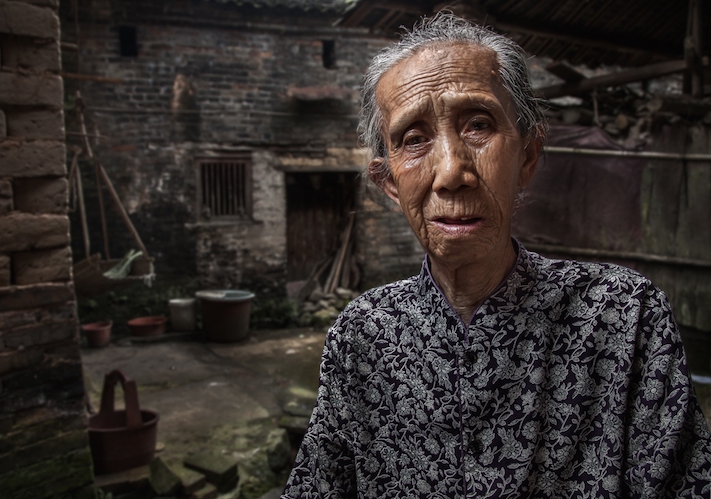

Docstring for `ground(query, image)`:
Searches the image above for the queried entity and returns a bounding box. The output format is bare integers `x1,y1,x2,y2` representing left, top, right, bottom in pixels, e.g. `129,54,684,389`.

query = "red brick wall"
0,1,95,497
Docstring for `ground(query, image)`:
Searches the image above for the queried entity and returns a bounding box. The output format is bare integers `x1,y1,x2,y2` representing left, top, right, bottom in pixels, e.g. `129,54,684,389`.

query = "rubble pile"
298,286,360,327
546,87,711,150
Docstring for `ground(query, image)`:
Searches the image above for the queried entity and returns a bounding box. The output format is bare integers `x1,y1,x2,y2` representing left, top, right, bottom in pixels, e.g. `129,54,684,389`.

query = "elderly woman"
282,14,711,498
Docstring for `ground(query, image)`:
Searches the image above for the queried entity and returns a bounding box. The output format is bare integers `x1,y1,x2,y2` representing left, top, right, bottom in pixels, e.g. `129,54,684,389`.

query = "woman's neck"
429,241,517,323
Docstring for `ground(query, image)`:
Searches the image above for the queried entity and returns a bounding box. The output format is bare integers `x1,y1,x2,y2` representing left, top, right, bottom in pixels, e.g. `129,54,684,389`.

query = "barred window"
196,156,251,219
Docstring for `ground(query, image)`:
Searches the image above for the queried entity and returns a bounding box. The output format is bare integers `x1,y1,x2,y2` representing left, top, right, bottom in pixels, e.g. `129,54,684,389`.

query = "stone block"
2,410,86,454
173,465,206,494
93,464,151,496
0,212,69,252
0,429,89,471
0,178,12,214
0,281,74,312
0,253,9,286
191,482,218,499
0,36,60,72
13,177,67,214
149,457,182,496
0,140,65,177
0,347,44,375
0,302,74,329
6,108,64,140
2,318,76,348
183,453,239,493
13,247,72,284
0,72,62,107
0,447,94,499
265,428,290,472
0,1,59,39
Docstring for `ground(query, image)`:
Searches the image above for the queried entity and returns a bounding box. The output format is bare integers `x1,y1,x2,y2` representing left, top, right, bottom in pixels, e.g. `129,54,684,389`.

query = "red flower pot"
82,321,113,348
127,316,167,337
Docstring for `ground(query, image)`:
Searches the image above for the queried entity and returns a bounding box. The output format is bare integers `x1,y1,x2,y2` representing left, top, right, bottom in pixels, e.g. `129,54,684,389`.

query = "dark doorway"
286,172,358,282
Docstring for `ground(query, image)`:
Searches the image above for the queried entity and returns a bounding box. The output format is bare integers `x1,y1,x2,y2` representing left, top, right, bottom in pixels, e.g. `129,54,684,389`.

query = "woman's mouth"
436,217,480,225
431,216,483,235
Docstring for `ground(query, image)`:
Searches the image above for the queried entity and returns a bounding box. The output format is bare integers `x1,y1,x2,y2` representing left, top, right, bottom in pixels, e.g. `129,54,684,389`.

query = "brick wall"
59,0,424,294
0,1,95,497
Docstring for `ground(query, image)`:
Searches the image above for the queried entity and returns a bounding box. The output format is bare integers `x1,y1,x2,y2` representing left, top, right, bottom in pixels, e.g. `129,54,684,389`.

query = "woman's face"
371,43,539,270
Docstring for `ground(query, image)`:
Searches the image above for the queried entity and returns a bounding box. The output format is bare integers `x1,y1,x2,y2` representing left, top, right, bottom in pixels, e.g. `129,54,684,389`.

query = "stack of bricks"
0,1,95,498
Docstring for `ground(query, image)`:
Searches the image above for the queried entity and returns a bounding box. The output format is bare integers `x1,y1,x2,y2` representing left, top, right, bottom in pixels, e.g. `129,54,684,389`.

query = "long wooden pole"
74,90,150,258
74,160,91,259
75,91,111,259
327,213,355,294
96,163,149,257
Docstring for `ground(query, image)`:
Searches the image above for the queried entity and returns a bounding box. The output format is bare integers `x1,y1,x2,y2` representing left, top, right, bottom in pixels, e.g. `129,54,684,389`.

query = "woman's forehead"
375,43,516,128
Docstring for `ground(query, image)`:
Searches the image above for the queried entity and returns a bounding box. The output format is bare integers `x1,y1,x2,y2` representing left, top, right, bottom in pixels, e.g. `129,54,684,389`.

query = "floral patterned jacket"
283,244,711,498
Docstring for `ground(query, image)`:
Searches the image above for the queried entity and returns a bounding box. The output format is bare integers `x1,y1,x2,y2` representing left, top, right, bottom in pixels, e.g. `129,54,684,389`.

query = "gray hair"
359,13,547,180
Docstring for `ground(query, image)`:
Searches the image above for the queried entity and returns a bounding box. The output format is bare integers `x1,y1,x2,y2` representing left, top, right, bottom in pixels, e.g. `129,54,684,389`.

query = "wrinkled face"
371,43,539,269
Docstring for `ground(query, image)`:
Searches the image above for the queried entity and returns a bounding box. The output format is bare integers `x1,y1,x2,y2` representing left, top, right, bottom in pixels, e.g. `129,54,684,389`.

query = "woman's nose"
431,134,478,192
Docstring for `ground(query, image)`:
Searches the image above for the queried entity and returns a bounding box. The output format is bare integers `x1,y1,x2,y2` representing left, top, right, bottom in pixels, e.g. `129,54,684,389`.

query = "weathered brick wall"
59,0,416,293
0,0,95,497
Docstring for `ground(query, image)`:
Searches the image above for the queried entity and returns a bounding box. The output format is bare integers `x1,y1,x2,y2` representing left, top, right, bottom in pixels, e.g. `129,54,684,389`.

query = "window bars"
196,156,251,219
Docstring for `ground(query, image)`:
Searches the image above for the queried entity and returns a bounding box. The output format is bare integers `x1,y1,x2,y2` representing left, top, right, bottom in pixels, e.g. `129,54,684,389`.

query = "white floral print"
282,243,711,498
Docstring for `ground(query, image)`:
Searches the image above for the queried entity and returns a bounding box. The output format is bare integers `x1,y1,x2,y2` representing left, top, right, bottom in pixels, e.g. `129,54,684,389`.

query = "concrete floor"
80,327,327,497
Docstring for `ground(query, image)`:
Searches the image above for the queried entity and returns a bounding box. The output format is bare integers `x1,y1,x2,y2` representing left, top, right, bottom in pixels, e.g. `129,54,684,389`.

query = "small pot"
82,321,113,348
127,316,167,337
169,298,196,332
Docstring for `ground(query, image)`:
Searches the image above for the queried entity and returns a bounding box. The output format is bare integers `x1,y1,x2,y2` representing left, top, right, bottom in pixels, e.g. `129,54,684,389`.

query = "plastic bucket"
196,290,254,342
169,298,196,331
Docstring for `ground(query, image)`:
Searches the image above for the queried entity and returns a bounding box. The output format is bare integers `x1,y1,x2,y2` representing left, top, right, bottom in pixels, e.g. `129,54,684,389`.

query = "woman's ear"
518,139,541,188
368,158,401,208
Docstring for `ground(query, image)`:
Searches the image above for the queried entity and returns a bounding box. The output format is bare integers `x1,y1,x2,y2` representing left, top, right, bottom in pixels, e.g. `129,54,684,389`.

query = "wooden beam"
684,0,704,97
495,20,677,61
546,61,586,83
337,0,430,28
536,59,689,99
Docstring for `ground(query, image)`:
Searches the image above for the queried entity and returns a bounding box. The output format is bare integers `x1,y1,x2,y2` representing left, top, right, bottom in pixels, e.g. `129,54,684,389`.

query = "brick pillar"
0,1,95,498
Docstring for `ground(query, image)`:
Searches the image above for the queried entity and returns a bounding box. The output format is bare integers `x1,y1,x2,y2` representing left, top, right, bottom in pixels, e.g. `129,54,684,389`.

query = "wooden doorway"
286,172,358,282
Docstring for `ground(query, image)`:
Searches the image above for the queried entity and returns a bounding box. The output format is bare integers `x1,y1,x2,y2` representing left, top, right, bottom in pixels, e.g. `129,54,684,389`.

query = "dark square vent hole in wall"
119,26,138,57
322,40,336,69
197,157,251,219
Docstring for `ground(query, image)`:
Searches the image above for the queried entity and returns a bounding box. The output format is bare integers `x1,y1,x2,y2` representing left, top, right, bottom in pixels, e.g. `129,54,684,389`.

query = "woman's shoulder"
527,249,653,290
340,274,421,314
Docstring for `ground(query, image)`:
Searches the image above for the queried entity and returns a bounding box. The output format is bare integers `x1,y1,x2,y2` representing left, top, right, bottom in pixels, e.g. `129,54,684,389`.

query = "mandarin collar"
417,239,539,324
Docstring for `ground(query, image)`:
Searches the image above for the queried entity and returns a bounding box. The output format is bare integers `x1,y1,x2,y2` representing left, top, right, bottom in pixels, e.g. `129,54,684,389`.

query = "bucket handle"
99,369,143,430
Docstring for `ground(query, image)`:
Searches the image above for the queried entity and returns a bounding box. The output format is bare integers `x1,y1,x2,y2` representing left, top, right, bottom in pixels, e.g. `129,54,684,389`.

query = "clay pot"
127,316,167,337
82,321,113,348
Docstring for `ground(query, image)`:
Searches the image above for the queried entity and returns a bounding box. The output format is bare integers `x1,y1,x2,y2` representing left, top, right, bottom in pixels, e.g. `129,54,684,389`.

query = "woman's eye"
467,120,490,132
404,135,427,146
